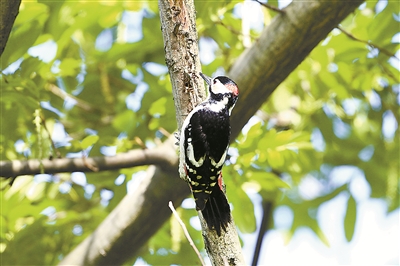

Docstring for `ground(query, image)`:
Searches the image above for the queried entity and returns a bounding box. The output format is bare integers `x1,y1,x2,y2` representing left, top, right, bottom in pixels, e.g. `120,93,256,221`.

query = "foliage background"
0,0,399,265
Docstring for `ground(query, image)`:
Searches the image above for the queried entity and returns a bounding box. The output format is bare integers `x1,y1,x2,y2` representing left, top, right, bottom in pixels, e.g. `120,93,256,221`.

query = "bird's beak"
199,72,212,86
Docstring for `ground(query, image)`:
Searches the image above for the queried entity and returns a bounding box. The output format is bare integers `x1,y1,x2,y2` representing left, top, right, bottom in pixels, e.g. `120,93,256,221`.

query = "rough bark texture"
200,212,245,266
159,0,244,265
15,0,363,264
0,0,21,57
159,0,205,128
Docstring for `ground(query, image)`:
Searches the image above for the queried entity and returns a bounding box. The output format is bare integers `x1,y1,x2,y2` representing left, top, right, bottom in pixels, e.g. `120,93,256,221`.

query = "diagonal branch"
46,83,99,112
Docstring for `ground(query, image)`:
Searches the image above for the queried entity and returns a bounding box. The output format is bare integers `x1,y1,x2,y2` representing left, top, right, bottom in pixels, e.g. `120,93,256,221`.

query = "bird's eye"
213,79,217,84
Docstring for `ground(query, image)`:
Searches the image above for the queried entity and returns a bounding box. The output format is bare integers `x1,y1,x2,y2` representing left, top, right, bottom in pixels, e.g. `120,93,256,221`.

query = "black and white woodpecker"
178,72,239,236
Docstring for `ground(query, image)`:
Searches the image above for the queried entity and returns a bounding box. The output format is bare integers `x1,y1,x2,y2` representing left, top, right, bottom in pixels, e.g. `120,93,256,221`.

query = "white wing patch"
210,149,228,168
186,142,205,167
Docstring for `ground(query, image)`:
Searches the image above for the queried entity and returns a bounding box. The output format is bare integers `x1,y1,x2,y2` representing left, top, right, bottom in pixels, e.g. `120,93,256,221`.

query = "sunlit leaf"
80,135,100,150
4,176,33,200
149,97,167,116
267,149,284,168
59,58,81,77
344,194,357,242
230,188,256,233
112,110,136,132
26,182,46,202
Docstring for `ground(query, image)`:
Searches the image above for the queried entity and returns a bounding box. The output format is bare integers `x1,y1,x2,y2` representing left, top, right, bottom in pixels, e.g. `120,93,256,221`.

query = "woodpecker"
178,72,239,236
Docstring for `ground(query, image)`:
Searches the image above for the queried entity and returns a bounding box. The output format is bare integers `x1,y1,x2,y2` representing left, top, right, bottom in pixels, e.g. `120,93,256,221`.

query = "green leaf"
344,194,357,242
1,20,44,66
112,110,136,133
4,176,33,200
148,97,167,116
230,188,256,233
148,117,159,130
58,58,82,77
26,182,46,203
368,1,399,45
240,152,256,167
0,91,38,109
249,171,290,191
81,135,99,150
267,149,284,168
247,121,263,139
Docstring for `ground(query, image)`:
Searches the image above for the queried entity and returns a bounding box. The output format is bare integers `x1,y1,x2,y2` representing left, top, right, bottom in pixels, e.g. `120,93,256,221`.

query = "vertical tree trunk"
158,0,245,265
159,0,205,128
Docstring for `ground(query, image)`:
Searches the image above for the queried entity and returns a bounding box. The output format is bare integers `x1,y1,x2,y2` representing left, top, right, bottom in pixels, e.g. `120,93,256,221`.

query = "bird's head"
199,72,239,100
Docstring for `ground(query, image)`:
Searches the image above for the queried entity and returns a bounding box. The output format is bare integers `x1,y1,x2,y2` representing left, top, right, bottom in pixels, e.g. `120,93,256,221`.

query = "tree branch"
0,0,21,56
58,0,364,264
0,138,177,178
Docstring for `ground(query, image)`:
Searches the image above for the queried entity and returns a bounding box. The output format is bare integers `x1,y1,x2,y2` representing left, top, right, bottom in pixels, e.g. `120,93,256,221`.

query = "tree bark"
53,0,364,264
158,0,245,264
0,0,21,56
158,0,205,128
0,142,176,177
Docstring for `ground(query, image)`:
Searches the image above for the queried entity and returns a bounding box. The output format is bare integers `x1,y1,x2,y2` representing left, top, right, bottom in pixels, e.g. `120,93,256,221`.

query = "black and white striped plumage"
178,72,239,236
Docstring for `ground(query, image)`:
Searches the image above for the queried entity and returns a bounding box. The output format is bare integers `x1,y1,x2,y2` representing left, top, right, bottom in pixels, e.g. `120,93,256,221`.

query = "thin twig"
158,127,172,138
215,20,258,39
253,0,286,14
168,201,205,266
46,83,98,112
379,61,400,83
82,151,99,172
337,25,399,61
134,137,147,149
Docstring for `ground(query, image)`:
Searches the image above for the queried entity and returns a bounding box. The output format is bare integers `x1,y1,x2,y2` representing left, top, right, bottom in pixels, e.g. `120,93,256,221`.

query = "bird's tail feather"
201,188,231,236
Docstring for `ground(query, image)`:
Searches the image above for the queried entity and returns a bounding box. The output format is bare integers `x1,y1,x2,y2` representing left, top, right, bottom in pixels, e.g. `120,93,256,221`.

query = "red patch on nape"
226,83,239,96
